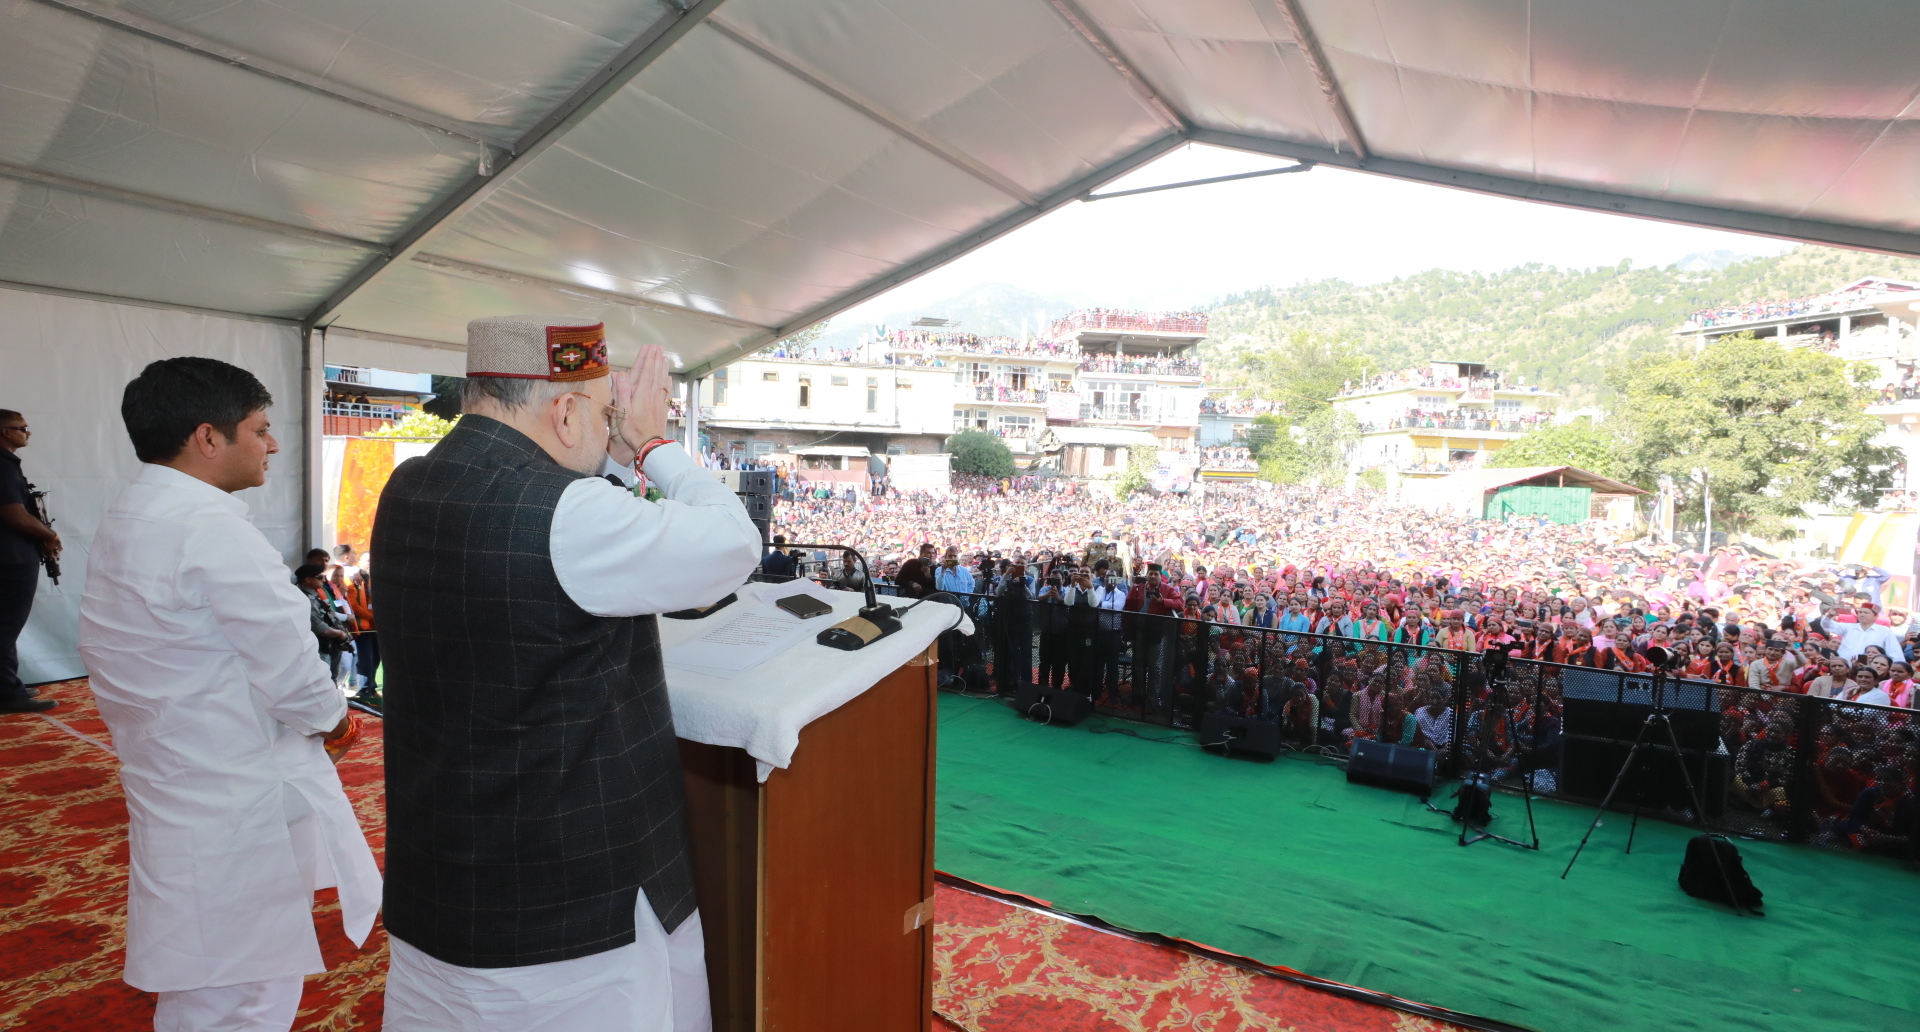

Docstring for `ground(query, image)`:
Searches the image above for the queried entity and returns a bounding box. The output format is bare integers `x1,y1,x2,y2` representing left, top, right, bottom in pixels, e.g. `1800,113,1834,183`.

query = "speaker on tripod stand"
1560,646,1761,915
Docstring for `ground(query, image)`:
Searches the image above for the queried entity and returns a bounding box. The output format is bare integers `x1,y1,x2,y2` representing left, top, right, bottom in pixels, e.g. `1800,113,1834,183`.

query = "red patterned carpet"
2,679,1468,1032
0,679,387,1030
930,882,1472,1032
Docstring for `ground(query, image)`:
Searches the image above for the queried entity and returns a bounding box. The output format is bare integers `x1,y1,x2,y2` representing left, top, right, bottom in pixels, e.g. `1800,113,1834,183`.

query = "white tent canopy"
8,0,1920,381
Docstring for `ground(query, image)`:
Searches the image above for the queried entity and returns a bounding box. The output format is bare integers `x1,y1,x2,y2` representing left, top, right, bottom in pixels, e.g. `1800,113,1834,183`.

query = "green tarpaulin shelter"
1486,483,1593,524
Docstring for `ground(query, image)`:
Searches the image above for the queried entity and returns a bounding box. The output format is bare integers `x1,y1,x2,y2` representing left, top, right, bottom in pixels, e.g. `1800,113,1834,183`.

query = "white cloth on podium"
383,895,711,1032
660,580,973,780
153,976,303,1032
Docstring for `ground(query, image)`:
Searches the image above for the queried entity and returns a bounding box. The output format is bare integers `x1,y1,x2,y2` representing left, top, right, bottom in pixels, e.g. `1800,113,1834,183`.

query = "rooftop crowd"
772,479,1918,855
1686,285,1892,329
1335,365,1544,398
1050,309,1209,336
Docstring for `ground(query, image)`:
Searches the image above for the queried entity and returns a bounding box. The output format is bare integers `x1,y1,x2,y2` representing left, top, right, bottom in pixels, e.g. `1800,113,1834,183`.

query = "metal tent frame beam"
1271,0,1369,160
1044,0,1188,131
1084,161,1313,201
0,162,389,252
31,0,504,151
1192,128,1920,259
412,253,774,331
302,0,732,330
680,131,1188,379
709,17,1041,206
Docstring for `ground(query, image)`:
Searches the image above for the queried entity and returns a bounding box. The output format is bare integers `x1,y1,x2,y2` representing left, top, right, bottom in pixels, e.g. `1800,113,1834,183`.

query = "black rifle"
24,484,59,584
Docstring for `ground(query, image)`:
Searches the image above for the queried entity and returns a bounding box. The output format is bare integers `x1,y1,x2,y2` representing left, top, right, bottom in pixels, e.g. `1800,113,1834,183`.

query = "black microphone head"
1645,644,1675,669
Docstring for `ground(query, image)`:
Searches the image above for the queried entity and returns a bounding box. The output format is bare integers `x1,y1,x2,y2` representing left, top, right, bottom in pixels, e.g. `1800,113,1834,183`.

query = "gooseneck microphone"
768,543,901,651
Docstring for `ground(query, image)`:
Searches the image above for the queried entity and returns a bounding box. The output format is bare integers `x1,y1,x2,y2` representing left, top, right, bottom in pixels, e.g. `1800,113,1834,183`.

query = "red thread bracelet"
635,437,674,469
323,712,361,759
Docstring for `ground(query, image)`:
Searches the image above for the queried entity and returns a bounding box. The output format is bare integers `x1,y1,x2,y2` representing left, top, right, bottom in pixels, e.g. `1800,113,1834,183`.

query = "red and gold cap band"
467,316,609,381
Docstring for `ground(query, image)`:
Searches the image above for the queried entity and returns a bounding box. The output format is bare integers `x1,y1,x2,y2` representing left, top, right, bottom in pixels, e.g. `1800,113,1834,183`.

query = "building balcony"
1050,309,1208,336
1080,406,1161,424
1362,415,1547,434
324,400,406,421
1077,356,1202,377
967,385,1048,404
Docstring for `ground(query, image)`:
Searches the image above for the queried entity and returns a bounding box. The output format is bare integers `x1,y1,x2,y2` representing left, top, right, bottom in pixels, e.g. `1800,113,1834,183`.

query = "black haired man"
0,408,58,713
78,358,377,1031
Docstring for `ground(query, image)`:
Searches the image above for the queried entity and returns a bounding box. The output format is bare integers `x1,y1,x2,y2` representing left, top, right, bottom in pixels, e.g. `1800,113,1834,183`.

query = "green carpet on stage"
933,693,1917,1032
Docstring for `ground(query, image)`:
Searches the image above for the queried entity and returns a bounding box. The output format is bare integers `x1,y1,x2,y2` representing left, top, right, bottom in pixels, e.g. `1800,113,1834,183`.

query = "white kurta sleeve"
185,518,346,737
550,442,763,617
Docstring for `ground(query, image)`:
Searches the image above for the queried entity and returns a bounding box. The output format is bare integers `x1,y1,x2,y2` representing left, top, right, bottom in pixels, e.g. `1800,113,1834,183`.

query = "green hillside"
1203,246,1920,403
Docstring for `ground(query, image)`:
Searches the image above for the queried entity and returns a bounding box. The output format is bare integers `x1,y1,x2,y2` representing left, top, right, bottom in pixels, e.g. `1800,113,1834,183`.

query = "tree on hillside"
1229,330,1365,420
947,429,1015,477
1488,417,1633,482
367,411,458,441
759,321,825,356
1201,244,1920,406
1252,409,1359,486
1608,334,1895,536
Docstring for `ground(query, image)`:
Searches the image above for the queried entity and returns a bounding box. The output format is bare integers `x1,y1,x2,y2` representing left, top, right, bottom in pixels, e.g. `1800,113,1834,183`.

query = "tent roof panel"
8,0,1920,374
0,3,484,242
108,0,684,137
0,180,371,318
327,259,751,367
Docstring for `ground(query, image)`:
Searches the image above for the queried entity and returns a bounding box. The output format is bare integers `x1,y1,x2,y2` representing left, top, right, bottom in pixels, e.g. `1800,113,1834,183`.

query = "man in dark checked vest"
373,316,760,1031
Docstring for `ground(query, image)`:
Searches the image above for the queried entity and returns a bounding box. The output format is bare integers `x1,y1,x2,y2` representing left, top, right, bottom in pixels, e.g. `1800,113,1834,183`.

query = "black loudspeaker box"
1199,712,1282,758
1563,698,1719,752
1011,684,1091,726
1560,738,1728,819
1346,739,1438,797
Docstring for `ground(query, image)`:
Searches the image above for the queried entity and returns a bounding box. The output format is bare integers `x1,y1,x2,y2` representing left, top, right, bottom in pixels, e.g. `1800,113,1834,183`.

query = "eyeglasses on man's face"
566,393,626,436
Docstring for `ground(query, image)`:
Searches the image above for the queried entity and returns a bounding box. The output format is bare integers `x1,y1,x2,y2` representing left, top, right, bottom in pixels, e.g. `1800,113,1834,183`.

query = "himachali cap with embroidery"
466,315,609,381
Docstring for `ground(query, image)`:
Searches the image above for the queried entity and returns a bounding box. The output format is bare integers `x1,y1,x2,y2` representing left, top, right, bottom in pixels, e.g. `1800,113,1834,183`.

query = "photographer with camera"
0,409,60,714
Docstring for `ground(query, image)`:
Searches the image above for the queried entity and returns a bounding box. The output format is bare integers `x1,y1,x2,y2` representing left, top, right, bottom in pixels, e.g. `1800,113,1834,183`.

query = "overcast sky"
828,142,1795,324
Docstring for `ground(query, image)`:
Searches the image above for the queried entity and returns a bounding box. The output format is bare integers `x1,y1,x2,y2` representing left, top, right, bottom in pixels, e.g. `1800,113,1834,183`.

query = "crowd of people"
1336,365,1544,398
1200,395,1284,415
770,478,1917,855
1358,407,1555,434
1687,288,1870,329
881,329,1078,359
1078,353,1203,376
1200,445,1257,470
1050,309,1209,336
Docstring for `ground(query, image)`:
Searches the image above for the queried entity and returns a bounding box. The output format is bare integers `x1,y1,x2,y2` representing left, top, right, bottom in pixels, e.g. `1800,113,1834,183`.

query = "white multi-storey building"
690,355,955,465
690,308,1211,482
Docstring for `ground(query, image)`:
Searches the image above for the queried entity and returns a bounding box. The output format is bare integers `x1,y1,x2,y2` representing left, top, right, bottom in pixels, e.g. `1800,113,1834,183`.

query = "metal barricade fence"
894,588,1915,861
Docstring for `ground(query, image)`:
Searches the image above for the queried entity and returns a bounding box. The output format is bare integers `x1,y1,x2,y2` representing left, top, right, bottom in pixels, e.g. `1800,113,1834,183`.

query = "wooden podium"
678,642,938,1031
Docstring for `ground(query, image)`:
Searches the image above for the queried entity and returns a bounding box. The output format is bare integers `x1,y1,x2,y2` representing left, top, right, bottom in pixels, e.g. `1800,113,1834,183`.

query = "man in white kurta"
78,356,381,1032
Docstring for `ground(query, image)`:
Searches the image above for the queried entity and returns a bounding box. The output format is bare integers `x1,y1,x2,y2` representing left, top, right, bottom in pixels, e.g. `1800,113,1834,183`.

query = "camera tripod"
1560,663,1751,916
1427,647,1540,851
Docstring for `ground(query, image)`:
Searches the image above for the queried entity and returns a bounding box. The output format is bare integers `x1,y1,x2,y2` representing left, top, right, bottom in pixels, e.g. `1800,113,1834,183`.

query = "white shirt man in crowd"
78,357,378,1032
1823,602,1903,662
